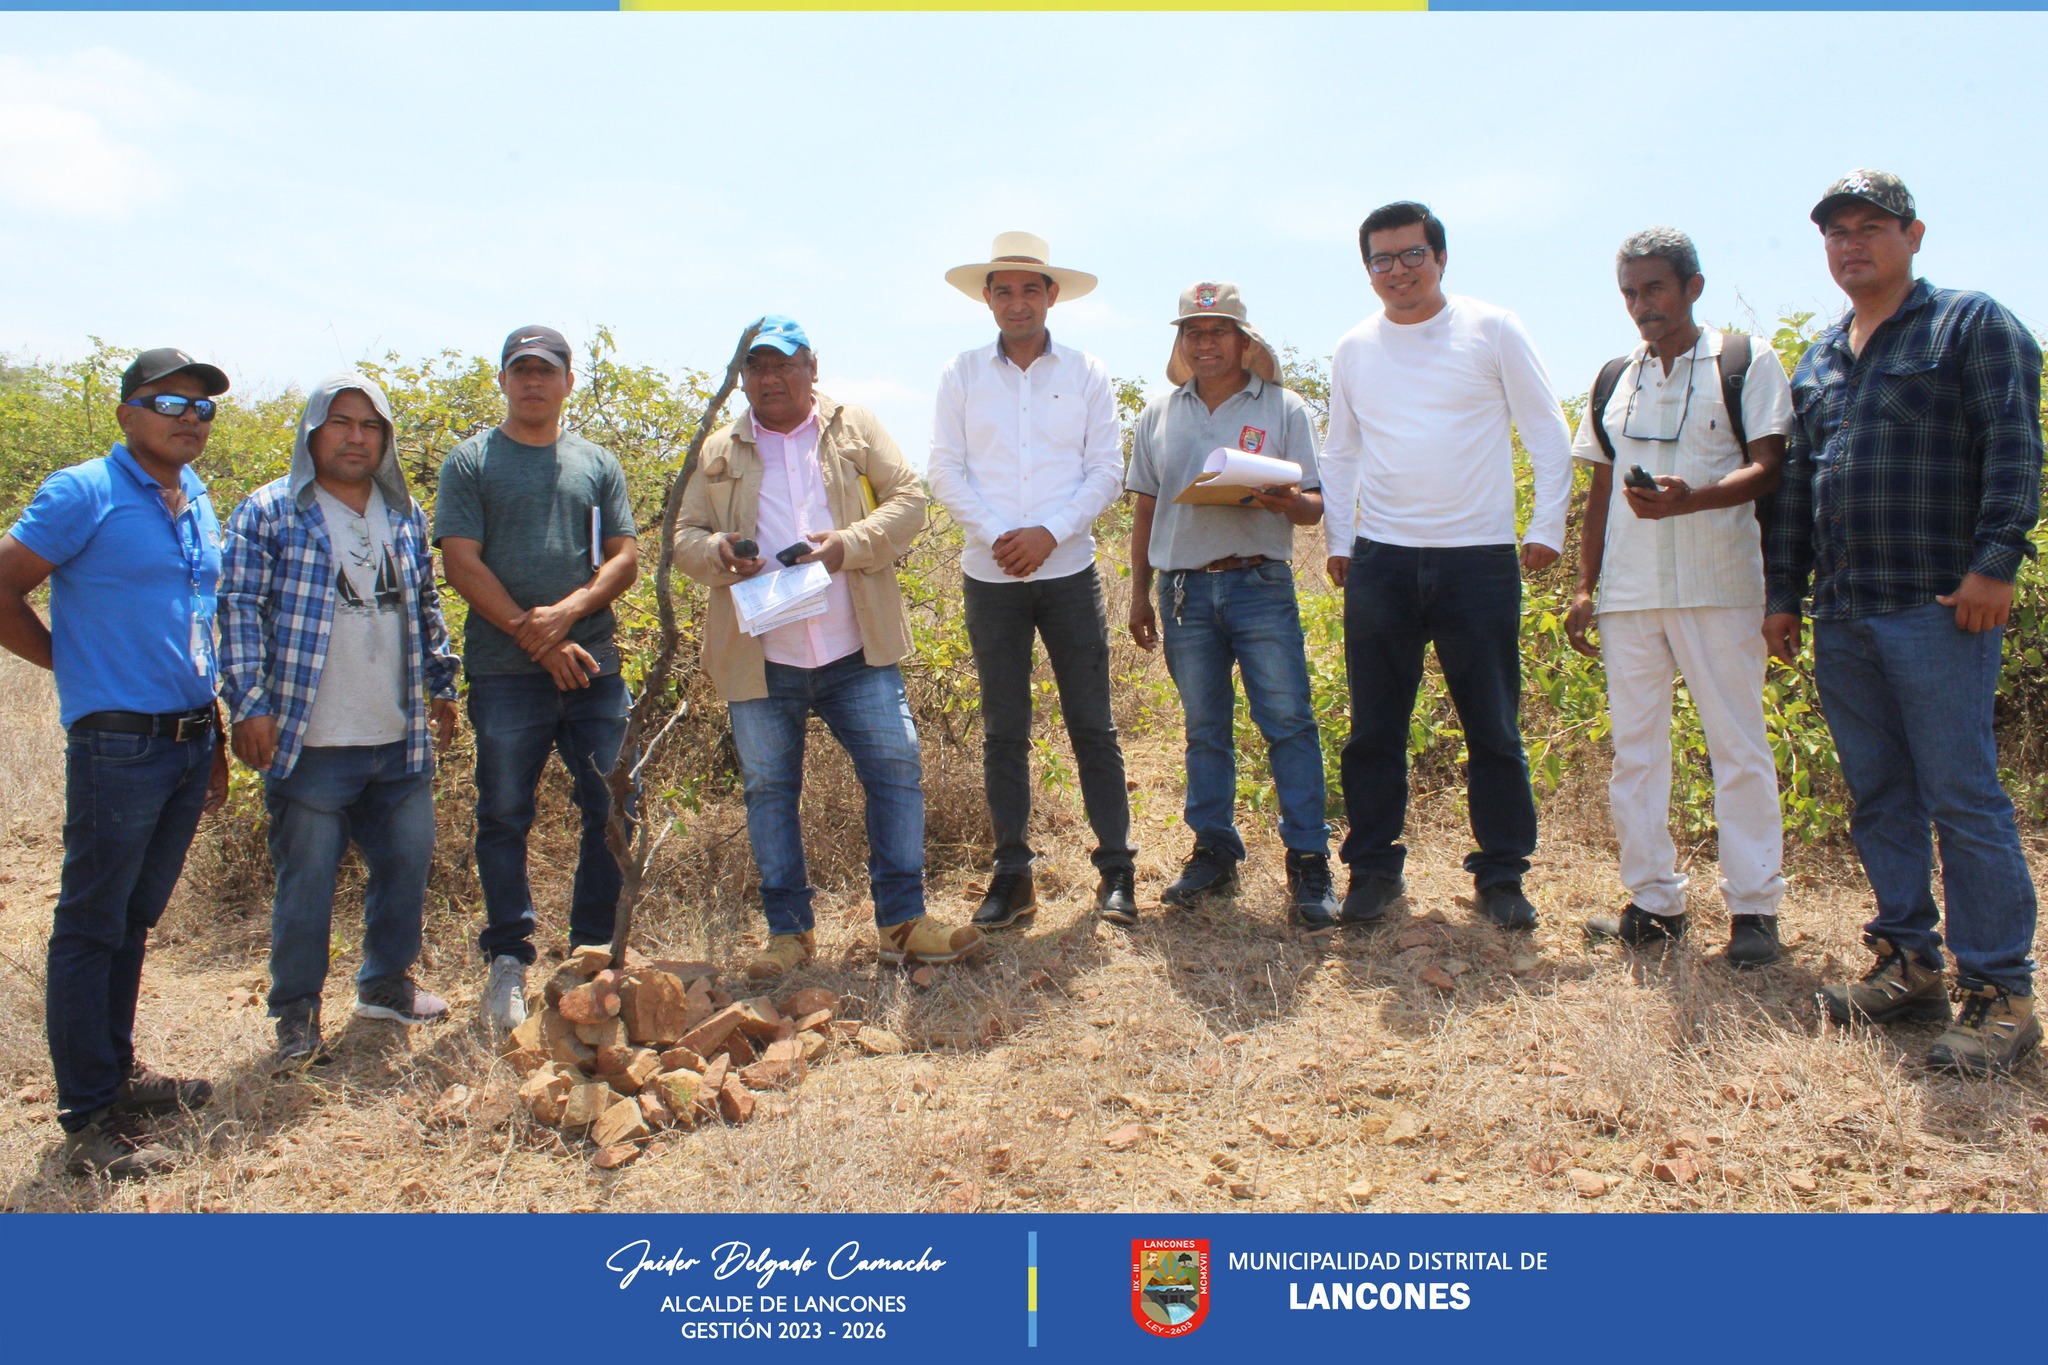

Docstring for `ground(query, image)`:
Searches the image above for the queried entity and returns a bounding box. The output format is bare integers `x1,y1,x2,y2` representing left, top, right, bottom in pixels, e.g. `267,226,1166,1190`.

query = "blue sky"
4,12,2044,461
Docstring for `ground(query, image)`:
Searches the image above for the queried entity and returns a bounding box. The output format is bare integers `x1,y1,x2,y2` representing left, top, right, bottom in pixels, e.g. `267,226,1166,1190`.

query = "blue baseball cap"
749,315,811,356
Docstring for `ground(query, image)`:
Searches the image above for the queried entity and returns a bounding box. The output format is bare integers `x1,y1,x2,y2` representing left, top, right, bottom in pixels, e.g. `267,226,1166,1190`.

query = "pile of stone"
499,944,860,1169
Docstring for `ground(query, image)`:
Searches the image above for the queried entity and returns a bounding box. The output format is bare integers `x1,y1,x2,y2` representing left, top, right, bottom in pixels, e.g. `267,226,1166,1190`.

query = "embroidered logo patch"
1195,285,1218,309
1239,426,1266,454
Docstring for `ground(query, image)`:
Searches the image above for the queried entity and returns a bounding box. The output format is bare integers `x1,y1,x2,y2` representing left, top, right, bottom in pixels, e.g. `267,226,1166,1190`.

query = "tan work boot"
746,931,817,982
1817,938,1950,1026
878,915,986,966
1927,984,2040,1077
60,1108,177,1180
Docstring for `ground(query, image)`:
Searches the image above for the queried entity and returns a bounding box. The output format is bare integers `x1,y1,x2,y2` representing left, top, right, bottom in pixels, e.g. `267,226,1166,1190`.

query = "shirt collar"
109,442,207,498
1630,326,1718,369
750,403,820,444
1826,277,1935,355
991,332,1058,369
1175,372,1267,403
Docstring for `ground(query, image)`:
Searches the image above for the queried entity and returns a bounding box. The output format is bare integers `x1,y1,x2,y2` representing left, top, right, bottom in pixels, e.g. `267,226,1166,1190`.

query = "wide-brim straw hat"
945,231,1098,301
1165,279,1279,386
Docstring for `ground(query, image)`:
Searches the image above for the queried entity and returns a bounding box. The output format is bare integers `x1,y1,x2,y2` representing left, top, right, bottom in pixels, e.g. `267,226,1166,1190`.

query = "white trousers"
1601,606,1785,917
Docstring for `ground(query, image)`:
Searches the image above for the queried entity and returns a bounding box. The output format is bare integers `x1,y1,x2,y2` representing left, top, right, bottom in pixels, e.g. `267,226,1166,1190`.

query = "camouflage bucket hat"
1811,169,1916,227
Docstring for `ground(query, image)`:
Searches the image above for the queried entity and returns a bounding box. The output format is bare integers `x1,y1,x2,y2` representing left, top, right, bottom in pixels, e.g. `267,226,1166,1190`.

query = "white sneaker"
353,975,450,1025
484,955,528,1033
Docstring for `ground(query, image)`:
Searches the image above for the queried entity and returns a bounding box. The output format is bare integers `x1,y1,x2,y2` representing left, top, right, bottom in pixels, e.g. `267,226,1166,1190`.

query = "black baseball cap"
501,325,573,371
120,347,230,401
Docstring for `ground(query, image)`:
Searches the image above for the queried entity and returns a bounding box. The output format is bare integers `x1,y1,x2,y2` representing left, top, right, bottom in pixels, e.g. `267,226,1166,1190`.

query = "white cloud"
0,50,188,218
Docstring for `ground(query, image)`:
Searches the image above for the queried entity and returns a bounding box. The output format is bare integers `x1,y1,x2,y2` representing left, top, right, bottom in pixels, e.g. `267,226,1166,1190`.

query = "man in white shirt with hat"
929,232,1137,930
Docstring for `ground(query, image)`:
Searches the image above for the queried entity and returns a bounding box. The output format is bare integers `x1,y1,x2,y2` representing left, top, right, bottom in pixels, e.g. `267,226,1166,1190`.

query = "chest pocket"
1872,354,1944,425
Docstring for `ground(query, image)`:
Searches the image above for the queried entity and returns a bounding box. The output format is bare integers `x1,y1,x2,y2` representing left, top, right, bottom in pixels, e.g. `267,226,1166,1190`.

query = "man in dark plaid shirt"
1765,170,2043,1076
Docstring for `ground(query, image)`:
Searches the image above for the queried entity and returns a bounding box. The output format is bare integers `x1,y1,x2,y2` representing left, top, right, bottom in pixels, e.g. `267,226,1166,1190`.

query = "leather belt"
1197,554,1271,574
70,707,216,741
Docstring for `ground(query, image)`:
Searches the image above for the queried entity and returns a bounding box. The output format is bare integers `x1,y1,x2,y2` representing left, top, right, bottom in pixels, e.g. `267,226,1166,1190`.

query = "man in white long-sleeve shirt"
930,232,1137,928
1321,201,1574,931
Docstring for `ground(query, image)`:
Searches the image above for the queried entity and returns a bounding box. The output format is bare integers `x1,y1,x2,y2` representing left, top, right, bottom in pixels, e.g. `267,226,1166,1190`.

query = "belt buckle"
174,713,210,742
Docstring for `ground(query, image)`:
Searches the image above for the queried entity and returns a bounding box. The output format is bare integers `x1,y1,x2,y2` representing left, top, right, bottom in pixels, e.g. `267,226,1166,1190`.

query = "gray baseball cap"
1811,169,1916,227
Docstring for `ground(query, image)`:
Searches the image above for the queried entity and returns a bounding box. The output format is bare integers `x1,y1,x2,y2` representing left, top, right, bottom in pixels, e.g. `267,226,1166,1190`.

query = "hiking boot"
1725,914,1782,969
483,955,528,1034
1340,872,1405,926
1160,844,1239,909
60,1107,176,1180
354,975,450,1025
971,870,1037,930
273,1003,332,1071
112,1060,213,1117
879,916,987,966
746,931,817,982
1926,984,2041,1078
1818,938,1950,1027
1585,903,1687,947
1477,881,1538,931
1285,850,1340,936
1095,867,1139,927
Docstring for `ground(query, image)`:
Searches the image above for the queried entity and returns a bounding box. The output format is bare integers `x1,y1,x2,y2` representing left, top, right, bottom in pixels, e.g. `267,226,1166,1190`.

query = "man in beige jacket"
676,317,985,979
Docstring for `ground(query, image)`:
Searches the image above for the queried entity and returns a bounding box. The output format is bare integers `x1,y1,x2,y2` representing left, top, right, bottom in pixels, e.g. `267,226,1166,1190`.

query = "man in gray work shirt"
1126,282,1336,931
434,325,640,1031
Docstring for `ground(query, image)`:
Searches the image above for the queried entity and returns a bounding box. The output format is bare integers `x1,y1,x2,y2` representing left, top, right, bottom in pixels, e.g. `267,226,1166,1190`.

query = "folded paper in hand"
1173,446,1305,507
731,562,832,636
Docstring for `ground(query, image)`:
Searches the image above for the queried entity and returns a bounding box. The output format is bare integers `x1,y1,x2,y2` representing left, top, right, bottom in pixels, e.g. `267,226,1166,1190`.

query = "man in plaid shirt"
220,373,461,1067
1765,171,2044,1076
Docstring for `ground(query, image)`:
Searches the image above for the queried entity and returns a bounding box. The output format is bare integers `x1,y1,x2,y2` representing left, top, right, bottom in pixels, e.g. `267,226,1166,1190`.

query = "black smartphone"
730,537,758,560
773,541,812,568
1624,464,1659,492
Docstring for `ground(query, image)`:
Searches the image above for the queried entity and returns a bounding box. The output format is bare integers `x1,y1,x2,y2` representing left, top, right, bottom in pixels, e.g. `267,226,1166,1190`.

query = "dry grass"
3,619,2045,1215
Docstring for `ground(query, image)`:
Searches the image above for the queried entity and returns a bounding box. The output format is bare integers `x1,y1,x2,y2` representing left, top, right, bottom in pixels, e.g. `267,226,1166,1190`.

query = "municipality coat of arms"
1131,1239,1209,1337
1239,426,1266,454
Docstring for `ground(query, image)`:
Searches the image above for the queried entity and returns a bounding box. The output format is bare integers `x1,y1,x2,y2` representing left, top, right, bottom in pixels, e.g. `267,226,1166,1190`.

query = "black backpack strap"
1719,331,1751,457
1588,356,1631,464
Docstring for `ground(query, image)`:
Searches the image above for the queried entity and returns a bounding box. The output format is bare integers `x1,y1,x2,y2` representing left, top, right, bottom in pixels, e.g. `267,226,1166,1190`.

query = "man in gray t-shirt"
434,325,641,1031
1126,282,1335,932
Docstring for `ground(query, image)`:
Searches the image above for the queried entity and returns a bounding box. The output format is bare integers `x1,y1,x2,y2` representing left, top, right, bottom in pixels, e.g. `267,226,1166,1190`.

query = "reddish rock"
638,1090,674,1130
699,1053,731,1097
566,944,614,977
1568,1169,1611,1198
723,1032,758,1067
618,969,693,1046
718,1079,756,1124
1419,965,1457,991
539,1010,595,1069
1103,1123,1147,1152
519,1068,573,1127
733,998,787,1042
575,1016,628,1050
592,1098,651,1148
793,1009,834,1034
592,1143,640,1171
557,979,620,1026
1653,1155,1700,1185
656,1071,705,1123
677,1004,746,1057
658,1045,706,1073
561,1082,611,1130
855,1026,904,1056
542,965,585,1007
782,987,840,1018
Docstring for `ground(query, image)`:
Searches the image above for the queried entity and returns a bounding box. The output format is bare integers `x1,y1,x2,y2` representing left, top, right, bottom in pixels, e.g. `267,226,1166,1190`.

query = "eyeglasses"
1619,355,1697,443
1366,246,1435,274
125,395,219,421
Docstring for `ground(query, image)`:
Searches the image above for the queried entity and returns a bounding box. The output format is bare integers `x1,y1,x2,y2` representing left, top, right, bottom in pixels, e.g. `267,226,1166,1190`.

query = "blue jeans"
1159,561,1328,858
1338,539,1537,888
263,742,435,1015
467,671,630,965
727,652,926,936
49,728,212,1132
1814,602,2038,995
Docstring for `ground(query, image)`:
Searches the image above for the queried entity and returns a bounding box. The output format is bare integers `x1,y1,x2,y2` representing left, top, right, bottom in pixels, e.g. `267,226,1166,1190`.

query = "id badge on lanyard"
168,493,214,678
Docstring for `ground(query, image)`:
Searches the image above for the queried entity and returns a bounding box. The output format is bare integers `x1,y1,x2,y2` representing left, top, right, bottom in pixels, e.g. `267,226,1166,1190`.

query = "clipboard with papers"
1172,446,1304,507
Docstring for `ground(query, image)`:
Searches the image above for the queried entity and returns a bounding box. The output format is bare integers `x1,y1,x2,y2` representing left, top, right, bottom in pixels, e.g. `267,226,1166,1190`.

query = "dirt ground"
1,650,2043,1216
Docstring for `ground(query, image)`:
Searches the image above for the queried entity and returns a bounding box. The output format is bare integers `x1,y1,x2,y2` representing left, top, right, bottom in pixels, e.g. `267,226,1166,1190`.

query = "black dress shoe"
1725,914,1781,968
1285,851,1340,936
1476,881,1538,930
1161,844,1239,908
1584,902,1686,945
972,870,1037,929
1095,867,1139,927
1340,872,1406,926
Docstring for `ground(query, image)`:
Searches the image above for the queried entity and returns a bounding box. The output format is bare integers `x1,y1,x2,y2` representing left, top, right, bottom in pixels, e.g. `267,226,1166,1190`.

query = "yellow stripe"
1028,1266,1038,1312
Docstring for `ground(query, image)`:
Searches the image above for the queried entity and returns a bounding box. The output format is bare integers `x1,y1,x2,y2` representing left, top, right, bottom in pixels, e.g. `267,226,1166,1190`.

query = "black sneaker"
972,870,1038,930
353,975,450,1025
60,1107,176,1180
1585,902,1687,946
1725,914,1781,969
1340,872,1406,926
1285,851,1340,936
112,1061,213,1117
273,1004,333,1072
1095,867,1139,927
1160,844,1239,909
1476,881,1538,931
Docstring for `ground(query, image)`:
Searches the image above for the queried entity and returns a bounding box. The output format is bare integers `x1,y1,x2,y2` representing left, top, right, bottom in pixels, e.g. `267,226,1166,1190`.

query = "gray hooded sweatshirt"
218,372,460,778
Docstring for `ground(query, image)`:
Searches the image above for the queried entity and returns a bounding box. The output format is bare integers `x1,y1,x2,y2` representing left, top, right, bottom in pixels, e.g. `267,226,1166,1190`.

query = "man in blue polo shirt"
0,347,232,1178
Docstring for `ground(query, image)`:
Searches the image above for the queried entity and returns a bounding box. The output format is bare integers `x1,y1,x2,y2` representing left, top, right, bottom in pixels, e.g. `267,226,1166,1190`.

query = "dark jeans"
1815,602,2038,994
49,727,213,1132
962,564,1133,876
467,671,630,966
1159,561,1329,858
1338,539,1537,889
264,741,435,1015
727,652,927,935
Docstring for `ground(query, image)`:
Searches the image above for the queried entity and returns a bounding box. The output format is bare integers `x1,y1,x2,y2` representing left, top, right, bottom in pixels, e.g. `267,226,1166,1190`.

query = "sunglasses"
125,395,219,421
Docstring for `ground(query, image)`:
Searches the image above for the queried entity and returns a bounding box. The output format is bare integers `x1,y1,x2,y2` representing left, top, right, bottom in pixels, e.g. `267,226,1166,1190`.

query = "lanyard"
160,484,214,677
